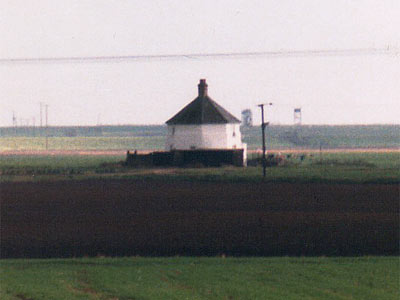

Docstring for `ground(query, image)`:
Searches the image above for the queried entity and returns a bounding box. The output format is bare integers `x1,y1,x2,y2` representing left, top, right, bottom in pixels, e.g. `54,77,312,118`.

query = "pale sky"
1,0,399,126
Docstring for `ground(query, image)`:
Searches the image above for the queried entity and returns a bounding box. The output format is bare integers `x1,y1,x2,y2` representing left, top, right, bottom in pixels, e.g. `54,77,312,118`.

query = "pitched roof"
166,80,241,125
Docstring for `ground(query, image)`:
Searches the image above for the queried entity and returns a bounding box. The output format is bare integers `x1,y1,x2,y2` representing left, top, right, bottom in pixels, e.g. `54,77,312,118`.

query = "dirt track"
1,180,398,258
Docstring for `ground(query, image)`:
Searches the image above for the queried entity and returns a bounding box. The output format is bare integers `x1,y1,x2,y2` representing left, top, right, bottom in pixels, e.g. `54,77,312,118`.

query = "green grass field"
1,257,398,300
1,124,399,150
1,152,399,183
0,136,164,151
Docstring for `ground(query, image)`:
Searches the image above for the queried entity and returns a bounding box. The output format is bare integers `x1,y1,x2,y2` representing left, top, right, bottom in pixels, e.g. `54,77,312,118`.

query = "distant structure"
12,111,17,127
165,79,246,154
241,109,253,127
128,79,247,167
294,108,302,125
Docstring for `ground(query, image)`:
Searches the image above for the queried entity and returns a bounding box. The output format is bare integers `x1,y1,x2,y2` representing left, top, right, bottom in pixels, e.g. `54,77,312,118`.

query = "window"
172,127,175,135
233,131,236,137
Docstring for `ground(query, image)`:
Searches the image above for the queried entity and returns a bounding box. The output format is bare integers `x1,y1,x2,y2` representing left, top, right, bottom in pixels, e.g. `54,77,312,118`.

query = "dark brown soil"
1,180,398,258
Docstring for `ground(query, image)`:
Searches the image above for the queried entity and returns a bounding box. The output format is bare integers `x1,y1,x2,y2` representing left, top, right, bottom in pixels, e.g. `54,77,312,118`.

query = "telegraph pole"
258,103,272,178
12,111,17,135
32,117,36,136
45,104,49,150
12,111,17,126
39,102,43,127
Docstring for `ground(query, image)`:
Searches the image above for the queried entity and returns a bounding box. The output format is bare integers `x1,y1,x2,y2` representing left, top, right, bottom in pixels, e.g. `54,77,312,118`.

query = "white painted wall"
165,125,203,150
226,124,243,149
165,123,245,151
200,124,228,149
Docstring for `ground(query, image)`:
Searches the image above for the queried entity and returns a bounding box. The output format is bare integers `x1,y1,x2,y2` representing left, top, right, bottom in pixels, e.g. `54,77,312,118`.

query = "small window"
190,145,196,150
172,127,175,135
233,131,236,137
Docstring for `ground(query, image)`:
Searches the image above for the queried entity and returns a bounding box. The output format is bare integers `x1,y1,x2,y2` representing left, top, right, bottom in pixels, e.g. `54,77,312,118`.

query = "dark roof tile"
166,80,240,125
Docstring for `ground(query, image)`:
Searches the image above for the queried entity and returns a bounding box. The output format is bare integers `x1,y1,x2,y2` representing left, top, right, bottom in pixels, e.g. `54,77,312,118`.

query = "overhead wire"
0,47,397,64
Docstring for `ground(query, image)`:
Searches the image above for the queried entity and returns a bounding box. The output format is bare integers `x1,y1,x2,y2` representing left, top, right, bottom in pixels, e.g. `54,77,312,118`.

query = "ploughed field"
1,179,398,258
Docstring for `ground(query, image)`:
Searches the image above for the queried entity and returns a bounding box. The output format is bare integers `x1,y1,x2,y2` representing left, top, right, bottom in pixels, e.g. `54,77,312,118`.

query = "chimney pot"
198,79,208,97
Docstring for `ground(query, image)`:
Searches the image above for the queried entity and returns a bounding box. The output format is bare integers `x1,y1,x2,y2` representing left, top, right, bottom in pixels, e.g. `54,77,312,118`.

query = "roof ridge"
165,81,240,125
201,96,206,123
207,96,237,121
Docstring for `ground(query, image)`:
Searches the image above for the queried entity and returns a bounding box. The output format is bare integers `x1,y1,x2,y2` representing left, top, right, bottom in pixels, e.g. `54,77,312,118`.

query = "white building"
165,79,247,164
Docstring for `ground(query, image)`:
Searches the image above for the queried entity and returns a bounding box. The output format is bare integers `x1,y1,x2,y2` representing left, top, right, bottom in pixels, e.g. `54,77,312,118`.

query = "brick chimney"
198,79,208,97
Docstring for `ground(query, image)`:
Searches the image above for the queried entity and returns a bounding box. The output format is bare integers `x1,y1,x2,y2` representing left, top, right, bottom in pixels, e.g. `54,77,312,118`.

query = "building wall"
165,125,202,150
165,124,245,151
225,124,243,149
200,124,229,149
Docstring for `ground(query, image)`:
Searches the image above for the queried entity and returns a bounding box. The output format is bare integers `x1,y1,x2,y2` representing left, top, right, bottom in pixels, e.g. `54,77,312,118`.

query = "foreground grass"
1,257,398,300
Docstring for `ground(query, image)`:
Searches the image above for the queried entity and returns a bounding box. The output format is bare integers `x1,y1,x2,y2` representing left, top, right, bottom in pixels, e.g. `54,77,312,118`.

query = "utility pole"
45,104,49,150
39,102,43,138
12,111,17,126
258,103,272,178
32,117,36,136
319,141,322,164
40,102,43,127
12,111,17,135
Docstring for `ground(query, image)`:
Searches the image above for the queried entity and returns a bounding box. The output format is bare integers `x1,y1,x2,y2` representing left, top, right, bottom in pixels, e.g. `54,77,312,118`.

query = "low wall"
126,149,244,167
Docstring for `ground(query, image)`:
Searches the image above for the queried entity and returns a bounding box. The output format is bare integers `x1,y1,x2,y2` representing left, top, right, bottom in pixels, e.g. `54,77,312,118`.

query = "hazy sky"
1,0,399,126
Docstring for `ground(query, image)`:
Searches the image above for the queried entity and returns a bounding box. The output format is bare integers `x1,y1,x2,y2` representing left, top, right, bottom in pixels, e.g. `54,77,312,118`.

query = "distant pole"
45,104,49,150
12,111,17,135
32,117,36,136
258,103,272,178
40,102,43,127
12,111,16,126
319,141,322,163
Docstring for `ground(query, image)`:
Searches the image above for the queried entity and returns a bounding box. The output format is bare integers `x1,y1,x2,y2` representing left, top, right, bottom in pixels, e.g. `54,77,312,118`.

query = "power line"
0,47,397,64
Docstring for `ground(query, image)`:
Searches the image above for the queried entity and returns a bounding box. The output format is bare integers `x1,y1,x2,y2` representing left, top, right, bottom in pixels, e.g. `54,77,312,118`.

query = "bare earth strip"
1,180,398,258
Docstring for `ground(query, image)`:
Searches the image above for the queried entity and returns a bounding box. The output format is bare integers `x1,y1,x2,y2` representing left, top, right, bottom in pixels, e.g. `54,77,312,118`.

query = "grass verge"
1,257,398,300
0,152,399,184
